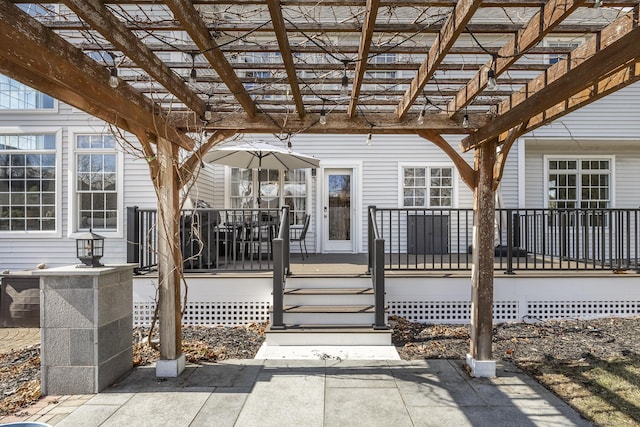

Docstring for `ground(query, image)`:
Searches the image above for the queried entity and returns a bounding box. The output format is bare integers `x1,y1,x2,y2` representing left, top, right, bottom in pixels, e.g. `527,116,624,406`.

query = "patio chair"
290,214,310,259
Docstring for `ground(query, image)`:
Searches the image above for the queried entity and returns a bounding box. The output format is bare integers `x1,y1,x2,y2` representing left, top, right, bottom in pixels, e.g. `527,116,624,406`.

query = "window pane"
0,134,56,231
75,135,118,230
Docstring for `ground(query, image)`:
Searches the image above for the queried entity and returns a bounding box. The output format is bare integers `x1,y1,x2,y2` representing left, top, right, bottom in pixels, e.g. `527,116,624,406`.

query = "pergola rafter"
394,0,481,120
62,0,206,118
446,0,587,118
348,0,380,117
164,0,258,117
461,6,640,151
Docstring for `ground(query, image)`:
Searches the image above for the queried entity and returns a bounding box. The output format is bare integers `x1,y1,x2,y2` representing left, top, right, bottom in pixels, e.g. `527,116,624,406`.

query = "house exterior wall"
522,83,640,208
3,78,640,268
0,102,158,270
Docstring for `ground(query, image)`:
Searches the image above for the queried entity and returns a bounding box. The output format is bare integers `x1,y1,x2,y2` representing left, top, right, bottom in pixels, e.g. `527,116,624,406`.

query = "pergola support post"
467,138,497,378
155,137,185,377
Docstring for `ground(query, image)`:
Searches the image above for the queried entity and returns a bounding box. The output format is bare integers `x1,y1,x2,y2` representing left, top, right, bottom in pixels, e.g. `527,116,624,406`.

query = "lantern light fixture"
75,229,105,268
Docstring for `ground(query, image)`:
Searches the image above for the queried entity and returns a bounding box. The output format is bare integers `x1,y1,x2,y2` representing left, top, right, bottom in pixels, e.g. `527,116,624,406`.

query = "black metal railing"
368,207,640,272
127,206,281,272
271,206,290,329
368,206,386,329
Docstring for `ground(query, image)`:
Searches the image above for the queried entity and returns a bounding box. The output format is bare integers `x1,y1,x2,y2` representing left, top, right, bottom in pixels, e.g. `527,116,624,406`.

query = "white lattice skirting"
133,275,640,326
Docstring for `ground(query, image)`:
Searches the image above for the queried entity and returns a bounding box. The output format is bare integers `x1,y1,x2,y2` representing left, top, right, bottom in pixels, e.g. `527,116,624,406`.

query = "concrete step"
279,305,380,325
284,287,374,295
283,305,375,313
285,276,371,289
284,288,374,306
265,325,392,346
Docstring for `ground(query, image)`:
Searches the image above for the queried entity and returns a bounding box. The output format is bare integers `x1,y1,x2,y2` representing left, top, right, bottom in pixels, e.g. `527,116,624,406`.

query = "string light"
486,55,498,90
109,67,119,88
204,102,212,121
189,52,197,84
319,99,327,125
366,132,372,145
417,107,426,125
341,60,350,96
462,113,470,128
593,0,603,7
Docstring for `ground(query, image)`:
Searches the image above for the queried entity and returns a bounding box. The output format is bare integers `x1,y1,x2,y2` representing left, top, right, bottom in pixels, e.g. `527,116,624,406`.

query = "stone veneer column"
39,265,135,395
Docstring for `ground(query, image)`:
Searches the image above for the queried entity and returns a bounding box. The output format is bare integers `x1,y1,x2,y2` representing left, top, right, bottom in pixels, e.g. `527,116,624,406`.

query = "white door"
323,168,355,252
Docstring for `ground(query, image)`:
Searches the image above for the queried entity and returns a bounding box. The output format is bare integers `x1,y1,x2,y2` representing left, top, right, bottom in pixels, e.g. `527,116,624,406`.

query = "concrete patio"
3,358,591,427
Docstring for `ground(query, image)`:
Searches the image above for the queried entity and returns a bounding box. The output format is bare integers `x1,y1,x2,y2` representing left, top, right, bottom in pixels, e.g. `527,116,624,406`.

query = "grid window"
230,168,307,224
0,76,54,110
76,135,118,231
403,166,452,208
0,134,56,231
548,158,610,210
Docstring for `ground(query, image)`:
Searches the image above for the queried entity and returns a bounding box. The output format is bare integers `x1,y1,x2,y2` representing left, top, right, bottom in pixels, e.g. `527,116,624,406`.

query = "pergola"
2,0,639,375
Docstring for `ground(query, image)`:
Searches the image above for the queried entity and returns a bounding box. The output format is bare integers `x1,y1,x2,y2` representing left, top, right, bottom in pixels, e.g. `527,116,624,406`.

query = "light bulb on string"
462,113,469,128
204,102,212,121
319,108,327,125
366,132,372,145
486,69,497,90
188,52,197,84
340,60,350,96
417,107,426,125
109,67,119,88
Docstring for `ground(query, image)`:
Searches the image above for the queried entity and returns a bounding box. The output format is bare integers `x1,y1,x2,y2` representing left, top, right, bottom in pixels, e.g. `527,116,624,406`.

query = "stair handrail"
368,206,387,329
271,205,290,330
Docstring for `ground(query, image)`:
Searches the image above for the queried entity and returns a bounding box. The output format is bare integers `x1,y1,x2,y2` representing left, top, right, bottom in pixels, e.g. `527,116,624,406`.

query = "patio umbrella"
203,140,320,205
203,140,319,171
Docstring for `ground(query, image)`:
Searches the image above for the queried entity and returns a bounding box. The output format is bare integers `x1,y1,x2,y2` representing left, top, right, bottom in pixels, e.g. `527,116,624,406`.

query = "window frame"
544,154,615,210
224,166,312,224
68,129,124,238
0,75,58,113
0,127,62,238
398,162,457,208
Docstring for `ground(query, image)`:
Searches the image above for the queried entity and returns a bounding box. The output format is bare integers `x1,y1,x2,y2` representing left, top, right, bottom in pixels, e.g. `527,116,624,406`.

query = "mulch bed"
2,317,640,420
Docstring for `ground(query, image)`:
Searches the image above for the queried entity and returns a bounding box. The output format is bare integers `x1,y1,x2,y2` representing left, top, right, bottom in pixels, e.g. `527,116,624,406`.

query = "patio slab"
4,359,592,427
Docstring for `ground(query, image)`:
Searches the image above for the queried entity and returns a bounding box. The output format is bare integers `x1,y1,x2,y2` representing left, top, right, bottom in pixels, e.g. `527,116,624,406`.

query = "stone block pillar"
39,265,135,395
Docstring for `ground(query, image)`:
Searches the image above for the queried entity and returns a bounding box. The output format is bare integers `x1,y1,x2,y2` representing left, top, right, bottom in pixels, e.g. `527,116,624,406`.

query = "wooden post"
468,138,496,377
156,137,184,376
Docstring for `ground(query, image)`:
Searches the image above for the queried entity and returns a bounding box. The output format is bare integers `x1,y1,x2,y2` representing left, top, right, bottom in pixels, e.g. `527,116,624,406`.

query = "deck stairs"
265,274,392,346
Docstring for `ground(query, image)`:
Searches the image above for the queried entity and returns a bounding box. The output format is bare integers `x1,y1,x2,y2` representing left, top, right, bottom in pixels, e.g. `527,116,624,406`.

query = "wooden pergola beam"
0,1,193,150
41,19,615,34
164,0,257,117
447,0,586,117
461,8,640,151
171,111,488,134
267,0,305,118
395,0,482,120
63,0,205,118
348,0,380,118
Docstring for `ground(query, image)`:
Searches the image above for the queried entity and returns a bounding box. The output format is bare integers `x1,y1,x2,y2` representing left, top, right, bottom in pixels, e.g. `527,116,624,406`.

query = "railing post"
368,205,376,274
282,206,290,275
505,209,515,275
373,238,386,330
126,206,140,265
272,237,285,329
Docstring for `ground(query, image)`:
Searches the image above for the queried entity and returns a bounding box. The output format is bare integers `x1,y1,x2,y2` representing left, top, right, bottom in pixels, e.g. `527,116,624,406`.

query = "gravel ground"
2,317,640,417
